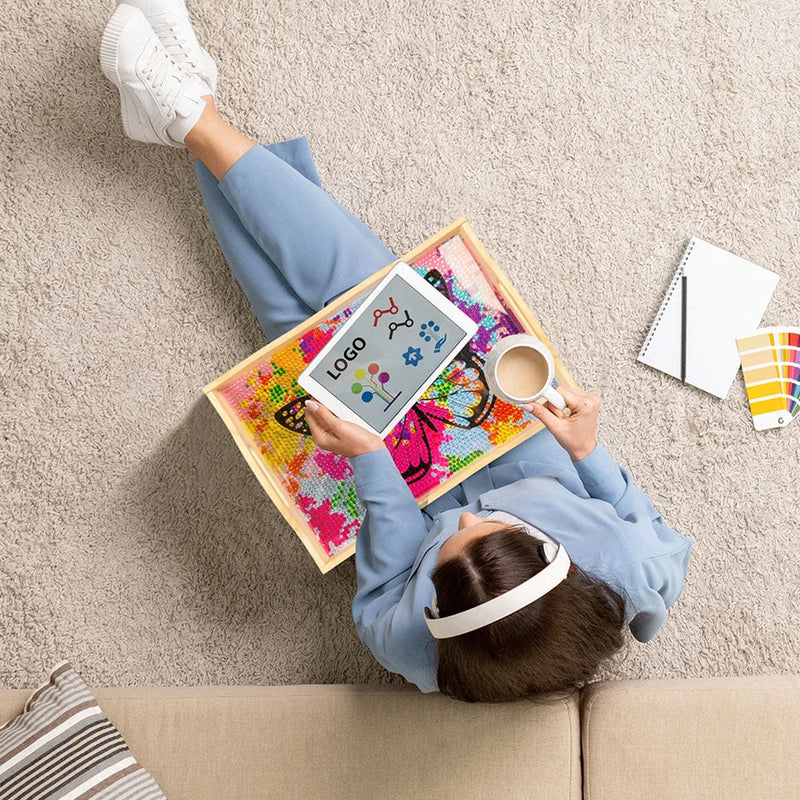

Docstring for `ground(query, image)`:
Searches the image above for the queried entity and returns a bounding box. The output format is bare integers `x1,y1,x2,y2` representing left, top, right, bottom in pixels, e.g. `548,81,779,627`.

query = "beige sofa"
1,675,798,799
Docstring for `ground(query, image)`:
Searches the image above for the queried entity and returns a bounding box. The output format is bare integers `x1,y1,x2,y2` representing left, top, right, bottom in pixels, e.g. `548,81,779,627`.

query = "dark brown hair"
431,525,626,703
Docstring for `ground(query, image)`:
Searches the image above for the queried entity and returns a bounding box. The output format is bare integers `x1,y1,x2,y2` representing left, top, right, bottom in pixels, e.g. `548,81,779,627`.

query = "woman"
100,0,692,702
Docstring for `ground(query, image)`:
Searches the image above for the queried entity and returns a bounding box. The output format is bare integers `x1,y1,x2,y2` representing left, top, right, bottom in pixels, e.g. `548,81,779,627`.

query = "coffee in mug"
495,347,550,400
484,334,566,409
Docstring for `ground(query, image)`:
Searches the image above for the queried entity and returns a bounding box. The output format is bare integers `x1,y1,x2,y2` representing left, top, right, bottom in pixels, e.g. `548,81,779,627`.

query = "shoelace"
153,20,199,73
142,42,183,110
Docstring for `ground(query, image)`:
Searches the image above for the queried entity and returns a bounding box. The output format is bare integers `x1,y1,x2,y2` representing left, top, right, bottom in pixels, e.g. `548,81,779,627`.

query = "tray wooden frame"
204,218,578,573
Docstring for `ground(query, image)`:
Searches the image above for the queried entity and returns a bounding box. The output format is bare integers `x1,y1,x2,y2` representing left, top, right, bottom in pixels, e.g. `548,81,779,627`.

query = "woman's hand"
521,386,600,462
304,399,386,459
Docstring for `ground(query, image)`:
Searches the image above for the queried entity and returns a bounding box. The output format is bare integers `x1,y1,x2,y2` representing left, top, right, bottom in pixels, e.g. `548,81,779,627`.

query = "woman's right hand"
521,386,600,462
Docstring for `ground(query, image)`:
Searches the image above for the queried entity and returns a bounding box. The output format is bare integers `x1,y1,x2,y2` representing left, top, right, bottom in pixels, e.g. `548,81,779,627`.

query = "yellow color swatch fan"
736,327,800,430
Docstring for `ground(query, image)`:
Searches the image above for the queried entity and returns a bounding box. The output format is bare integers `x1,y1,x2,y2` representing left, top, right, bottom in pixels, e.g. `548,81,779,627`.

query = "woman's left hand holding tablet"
305,400,386,458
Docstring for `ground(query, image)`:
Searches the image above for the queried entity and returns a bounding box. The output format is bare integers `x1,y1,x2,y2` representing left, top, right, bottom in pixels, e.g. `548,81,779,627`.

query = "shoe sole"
99,4,167,145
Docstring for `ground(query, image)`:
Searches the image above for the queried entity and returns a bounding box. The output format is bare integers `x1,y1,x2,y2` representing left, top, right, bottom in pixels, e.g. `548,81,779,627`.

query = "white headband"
424,542,572,639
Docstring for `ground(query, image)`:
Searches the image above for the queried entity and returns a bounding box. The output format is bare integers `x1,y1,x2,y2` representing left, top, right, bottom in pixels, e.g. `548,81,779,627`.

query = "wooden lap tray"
204,219,577,572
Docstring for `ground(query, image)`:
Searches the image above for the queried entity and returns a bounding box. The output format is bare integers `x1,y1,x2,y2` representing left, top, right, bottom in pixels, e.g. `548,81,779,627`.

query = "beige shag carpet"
1,0,799,688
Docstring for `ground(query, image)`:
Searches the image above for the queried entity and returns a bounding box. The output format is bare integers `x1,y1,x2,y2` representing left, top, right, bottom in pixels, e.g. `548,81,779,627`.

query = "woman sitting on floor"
99,0,692,702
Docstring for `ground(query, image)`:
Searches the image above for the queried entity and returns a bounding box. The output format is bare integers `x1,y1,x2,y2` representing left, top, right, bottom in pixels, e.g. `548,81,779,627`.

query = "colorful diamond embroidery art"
217,234,538,561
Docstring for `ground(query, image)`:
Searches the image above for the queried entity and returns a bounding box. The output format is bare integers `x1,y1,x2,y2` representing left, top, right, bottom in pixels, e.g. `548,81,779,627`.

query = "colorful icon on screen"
387,309,414,340
352,363,402,411
402,346,424,367
419,321,440,342
419,321,448,353
373,297,398,327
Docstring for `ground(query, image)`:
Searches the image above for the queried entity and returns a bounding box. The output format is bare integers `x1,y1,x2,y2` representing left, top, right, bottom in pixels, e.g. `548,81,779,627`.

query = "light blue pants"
194,137,397,341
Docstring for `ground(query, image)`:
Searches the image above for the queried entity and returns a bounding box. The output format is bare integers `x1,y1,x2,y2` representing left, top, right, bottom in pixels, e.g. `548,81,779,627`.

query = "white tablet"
298,261,479,437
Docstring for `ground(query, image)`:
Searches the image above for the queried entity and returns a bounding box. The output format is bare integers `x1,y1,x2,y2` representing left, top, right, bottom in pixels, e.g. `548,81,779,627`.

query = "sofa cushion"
0,663,165,799
0,684,581,800
581,675,800,800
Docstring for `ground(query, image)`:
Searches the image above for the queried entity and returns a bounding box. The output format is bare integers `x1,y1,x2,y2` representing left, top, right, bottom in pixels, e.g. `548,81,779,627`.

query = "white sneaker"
119,0,217,95
100,4,207,147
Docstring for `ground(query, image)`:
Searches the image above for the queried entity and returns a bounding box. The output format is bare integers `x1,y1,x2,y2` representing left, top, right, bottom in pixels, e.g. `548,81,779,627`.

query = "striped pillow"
0,663,165,799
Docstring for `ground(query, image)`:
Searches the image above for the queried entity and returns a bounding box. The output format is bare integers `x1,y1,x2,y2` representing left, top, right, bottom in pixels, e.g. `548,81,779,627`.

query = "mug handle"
538,384,567,410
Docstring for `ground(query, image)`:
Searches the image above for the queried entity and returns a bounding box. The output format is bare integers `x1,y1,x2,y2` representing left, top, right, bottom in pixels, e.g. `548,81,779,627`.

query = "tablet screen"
305,272,473,433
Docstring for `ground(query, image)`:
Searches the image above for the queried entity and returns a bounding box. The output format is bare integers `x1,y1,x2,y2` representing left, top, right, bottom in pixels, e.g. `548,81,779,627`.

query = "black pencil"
680,274,688,383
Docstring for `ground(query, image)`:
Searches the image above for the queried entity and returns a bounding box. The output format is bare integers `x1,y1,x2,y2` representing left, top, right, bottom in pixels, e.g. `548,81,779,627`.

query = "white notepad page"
638,237,779,399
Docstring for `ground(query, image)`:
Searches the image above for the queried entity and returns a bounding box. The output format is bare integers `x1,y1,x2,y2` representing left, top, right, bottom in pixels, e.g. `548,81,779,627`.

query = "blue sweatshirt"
350,428,692,693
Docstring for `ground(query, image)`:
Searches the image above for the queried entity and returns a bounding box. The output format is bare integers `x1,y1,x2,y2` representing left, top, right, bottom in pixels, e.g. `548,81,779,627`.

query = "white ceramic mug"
484,334,566,409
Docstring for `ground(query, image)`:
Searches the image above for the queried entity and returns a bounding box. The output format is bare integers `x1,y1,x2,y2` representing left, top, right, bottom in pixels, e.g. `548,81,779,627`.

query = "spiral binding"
639,238,697,358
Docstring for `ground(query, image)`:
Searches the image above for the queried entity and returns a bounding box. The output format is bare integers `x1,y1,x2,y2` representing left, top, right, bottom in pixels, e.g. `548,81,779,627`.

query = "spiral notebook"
638,237,779,399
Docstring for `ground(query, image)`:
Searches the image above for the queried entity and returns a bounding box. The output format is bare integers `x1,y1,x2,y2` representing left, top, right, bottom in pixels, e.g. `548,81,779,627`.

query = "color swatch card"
639,237,780,398
737,328,800,430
